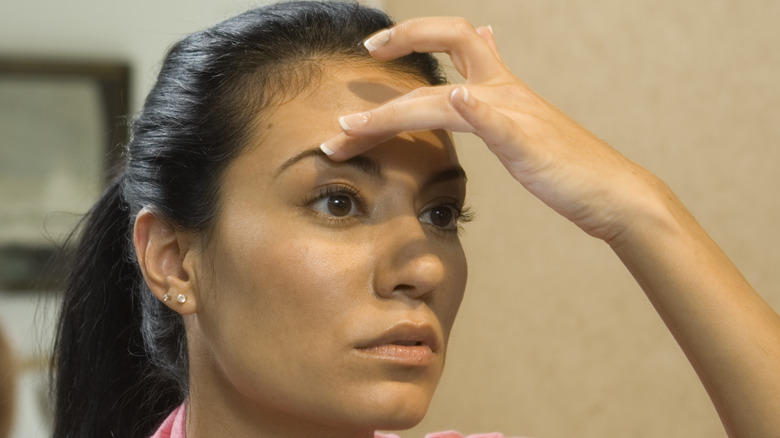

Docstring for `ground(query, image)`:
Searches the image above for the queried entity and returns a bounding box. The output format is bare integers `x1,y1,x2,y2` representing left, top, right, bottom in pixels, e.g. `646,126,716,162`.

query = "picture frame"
0,58,130,291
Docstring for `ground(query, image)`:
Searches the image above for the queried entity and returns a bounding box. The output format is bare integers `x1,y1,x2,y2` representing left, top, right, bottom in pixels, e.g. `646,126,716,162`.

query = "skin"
321,18,780,438
134,63,469,438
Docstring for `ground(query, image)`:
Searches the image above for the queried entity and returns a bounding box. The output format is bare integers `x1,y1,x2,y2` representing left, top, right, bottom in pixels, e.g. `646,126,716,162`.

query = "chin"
351,381,436,431
357,408,427,433
376,402,429,430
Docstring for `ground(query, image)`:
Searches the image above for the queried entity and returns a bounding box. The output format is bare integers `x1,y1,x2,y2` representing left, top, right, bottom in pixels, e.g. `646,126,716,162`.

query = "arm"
320,17,780,437
610,178,780,437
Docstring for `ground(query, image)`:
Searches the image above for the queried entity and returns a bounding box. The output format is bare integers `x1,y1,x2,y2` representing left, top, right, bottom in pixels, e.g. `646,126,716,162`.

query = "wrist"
604,169,693,252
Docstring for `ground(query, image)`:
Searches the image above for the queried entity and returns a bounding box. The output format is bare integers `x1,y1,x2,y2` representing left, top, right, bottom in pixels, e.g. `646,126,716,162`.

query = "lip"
354,322,441,366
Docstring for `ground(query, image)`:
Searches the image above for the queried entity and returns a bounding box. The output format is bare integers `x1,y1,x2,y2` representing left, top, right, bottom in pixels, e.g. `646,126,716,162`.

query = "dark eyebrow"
423,166,467,189
275,147,382,179
275,146,466,188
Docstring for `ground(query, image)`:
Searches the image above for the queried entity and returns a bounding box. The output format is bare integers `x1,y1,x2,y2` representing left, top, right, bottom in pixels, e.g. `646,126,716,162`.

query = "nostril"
373,248,446,299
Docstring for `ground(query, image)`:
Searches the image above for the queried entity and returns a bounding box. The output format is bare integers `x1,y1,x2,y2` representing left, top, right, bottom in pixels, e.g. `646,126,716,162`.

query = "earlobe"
133,209,198,315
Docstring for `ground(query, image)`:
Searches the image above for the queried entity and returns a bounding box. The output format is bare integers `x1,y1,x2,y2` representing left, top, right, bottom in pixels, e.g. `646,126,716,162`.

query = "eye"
419,204,460,230
309,189,361,218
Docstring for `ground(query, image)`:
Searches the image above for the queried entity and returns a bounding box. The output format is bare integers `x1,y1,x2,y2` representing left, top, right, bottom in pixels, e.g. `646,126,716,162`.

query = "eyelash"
425,202,475,236
304,184,475,234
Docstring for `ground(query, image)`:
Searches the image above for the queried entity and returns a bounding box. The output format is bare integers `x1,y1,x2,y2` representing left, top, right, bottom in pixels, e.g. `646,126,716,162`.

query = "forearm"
610,178,780,438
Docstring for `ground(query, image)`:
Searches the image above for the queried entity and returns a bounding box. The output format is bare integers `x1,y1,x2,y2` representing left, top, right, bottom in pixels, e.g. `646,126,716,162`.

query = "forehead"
246,62,458,174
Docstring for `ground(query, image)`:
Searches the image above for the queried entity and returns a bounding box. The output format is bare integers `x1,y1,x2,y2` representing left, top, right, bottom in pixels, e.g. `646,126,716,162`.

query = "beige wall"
1,0,777,436
384,1,780,437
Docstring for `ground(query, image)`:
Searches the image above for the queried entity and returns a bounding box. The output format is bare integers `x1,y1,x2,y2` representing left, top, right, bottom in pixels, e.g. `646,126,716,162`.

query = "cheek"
437,246,468,339
192,220,379,400
261,236,372,323
204,220,374,340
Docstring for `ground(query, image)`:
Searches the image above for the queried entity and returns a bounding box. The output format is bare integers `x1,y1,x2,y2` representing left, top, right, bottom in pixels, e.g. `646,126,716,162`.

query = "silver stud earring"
162,294,171,303
176,294,187,304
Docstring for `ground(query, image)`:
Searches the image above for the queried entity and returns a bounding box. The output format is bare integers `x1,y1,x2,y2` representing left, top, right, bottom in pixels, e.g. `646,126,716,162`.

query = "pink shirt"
150,404,523,438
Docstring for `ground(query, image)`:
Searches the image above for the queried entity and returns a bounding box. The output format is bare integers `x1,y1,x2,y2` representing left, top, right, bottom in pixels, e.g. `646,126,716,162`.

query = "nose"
372,218,446,301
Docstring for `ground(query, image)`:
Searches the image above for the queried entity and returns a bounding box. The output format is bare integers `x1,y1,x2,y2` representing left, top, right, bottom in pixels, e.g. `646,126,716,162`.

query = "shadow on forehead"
347,80,409,103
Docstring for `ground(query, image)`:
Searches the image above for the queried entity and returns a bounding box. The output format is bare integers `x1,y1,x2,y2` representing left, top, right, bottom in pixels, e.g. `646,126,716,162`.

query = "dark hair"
51,2,444,437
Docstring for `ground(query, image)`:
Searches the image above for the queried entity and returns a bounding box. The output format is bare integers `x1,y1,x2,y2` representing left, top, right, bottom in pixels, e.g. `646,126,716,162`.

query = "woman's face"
186,63,467,435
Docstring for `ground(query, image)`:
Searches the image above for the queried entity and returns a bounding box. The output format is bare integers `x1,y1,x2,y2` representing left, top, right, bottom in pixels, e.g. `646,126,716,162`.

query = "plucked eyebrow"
423,166,467,190
274,146,467,188
275,147,382,179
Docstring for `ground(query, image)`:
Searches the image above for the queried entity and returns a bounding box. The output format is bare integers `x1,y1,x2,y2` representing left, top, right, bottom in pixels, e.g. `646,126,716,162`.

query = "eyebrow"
275,146,467,188
423,166,467,189
275,147,382,179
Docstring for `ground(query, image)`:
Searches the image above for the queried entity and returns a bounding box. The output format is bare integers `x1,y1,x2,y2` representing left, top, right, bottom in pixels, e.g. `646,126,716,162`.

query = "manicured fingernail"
364,29,392,51
339,112,369,130
320,143,336,156
451,87,472,106
487,24,494,35
462,87,471,104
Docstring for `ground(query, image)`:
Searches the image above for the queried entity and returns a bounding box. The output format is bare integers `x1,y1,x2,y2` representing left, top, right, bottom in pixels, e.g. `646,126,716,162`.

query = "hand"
320,17,669,244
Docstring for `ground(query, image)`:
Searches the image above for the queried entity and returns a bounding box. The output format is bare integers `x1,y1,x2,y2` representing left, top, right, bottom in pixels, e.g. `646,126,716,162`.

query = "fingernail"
320,143,336,156
487,24,494,35
462,87,471,105
339,112,370,130
364,29,392,51
451,87,473,106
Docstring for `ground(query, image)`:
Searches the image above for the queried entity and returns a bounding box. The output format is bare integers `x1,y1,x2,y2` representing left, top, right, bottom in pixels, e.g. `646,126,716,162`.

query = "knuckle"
398,19,414,35
445,17,475,36
374,102,402,128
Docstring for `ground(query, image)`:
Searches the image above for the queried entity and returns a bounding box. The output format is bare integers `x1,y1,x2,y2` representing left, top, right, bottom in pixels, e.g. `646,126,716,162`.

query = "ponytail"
51,175,182,438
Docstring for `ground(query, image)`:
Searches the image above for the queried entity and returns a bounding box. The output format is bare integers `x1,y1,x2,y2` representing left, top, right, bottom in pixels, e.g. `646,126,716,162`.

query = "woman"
52,2,780,438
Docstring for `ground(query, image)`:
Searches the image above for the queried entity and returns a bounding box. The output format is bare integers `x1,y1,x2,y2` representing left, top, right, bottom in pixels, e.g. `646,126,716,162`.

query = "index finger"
364,17,507,83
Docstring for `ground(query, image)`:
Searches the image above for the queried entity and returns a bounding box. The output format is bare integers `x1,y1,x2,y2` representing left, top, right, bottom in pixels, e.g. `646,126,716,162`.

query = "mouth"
390,340,425,347
355,323,441,366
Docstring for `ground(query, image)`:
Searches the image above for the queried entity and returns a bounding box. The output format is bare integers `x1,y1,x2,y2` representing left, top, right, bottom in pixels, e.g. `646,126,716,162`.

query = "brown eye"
420,205,458,230
327,194,353,217
309,189,361,219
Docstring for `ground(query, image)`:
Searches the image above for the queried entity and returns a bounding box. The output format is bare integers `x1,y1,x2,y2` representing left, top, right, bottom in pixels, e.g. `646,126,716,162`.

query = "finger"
475,25,503,62
363,17,506,82
337,93,474,137
320,91,475,161
320,132,397,161
449,87,527,168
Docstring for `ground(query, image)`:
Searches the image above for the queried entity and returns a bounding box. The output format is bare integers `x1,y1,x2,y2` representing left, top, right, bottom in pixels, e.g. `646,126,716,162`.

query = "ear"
133,209,199,315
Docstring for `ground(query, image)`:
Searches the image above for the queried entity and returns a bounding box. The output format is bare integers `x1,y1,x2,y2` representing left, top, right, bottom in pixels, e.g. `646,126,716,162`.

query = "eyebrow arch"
275,146,467,187
275,147,382,179
423,166,468,189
